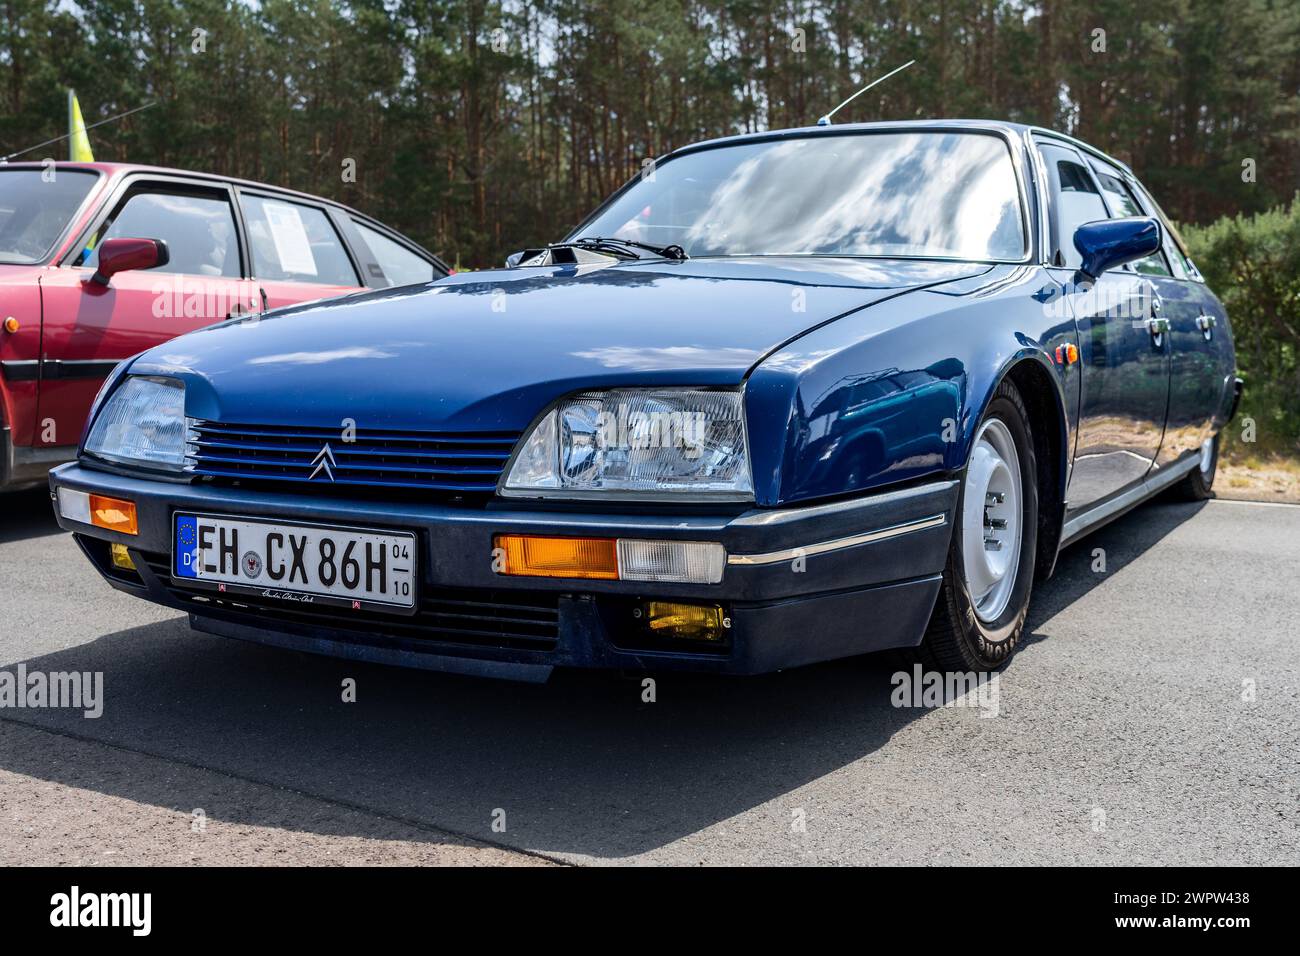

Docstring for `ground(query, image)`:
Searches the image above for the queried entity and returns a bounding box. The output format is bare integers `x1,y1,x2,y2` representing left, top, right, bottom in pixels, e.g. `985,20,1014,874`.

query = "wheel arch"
972,353,1069,581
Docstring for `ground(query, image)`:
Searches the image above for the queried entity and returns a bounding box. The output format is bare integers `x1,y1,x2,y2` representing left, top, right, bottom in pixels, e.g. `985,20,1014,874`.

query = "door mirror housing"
1072,217,1161,280
90,237,170,286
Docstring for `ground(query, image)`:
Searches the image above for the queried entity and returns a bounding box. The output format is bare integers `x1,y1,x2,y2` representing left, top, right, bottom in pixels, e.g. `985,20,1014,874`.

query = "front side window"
0,169,98,265
353,220,436,287
1038,143,1109,269
1129,178,1198,280
241,194,358,286
77,188,240,278
576,131,1027,261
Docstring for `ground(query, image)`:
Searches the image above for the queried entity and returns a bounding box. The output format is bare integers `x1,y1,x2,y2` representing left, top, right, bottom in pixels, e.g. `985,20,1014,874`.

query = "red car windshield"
0,168,98,265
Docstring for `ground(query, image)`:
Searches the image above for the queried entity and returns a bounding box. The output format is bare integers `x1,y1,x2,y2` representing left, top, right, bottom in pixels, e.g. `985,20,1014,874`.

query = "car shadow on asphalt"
0,488,61,545
0,497,1209,861
1019,497,1208,648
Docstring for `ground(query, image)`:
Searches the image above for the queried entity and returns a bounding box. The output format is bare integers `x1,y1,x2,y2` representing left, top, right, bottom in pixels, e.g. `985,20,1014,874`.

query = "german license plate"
173,513,416,614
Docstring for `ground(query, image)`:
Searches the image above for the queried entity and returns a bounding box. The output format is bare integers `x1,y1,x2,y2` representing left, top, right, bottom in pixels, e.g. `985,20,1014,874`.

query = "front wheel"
912,379,1039,671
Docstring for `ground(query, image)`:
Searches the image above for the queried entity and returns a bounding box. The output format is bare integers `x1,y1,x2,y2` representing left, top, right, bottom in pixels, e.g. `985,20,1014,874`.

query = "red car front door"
37,180,261,449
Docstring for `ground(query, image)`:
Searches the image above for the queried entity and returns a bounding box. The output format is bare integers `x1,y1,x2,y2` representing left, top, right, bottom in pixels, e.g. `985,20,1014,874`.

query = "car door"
1125,175,1234,467
1035,139,1169,514
235,191,365,310
38,179,259,449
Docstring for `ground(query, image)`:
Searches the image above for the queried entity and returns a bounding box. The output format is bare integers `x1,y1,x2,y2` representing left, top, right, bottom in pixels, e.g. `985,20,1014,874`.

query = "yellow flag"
68,90,94,162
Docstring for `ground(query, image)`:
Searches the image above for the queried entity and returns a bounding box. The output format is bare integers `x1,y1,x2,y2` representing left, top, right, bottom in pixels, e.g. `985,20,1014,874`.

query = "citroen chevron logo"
309,442,336,481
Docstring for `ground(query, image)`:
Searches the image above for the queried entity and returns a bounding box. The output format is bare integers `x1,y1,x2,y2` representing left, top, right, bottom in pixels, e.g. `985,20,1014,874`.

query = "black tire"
911,378,1039,672
1170,432,1218,501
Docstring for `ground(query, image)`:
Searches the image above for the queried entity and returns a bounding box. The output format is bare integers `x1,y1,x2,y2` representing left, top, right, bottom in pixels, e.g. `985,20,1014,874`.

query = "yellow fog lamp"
640,602,730,642
109,543,137,571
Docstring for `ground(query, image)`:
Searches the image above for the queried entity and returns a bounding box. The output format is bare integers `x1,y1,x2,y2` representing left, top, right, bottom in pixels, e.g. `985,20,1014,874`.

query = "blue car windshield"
576,131,1027,261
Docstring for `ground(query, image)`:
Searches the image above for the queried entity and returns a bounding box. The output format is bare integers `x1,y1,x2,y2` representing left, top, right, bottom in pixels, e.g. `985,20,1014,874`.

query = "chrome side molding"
728,512,948,566
1061,452,1200,546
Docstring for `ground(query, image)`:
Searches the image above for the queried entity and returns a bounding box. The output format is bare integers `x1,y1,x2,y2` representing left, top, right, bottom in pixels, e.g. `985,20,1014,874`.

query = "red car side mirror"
90,237,170,286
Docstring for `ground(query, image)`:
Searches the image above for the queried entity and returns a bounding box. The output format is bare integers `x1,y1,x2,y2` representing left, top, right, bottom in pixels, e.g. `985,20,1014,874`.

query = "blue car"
49,120,1240,681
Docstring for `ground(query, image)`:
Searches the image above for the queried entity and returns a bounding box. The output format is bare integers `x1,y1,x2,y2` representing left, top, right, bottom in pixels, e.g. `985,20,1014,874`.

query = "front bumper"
49,462,955,680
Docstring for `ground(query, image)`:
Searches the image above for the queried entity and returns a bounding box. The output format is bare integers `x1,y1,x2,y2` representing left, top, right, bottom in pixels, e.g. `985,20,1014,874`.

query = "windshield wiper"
570,236,688,261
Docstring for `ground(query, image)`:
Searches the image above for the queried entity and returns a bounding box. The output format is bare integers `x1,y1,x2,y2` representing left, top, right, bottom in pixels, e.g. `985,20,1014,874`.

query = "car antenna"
0,101,157,163
816,60,915,126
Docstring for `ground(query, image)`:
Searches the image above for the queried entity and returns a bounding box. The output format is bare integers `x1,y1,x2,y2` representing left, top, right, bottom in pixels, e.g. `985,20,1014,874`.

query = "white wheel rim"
1199,436,1215,475
961,417,1023,623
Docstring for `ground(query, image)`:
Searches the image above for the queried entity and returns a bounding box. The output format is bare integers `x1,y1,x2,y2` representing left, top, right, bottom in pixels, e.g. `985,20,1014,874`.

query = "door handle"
1149,278,1170,319
1196,312,1216,340
1146,316,1170,343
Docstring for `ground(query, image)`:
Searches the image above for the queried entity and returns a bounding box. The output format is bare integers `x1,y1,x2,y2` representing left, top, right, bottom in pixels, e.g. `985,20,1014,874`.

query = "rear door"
1124,174,1234,466
235,191,364,309
38,178,258,448
1035,138,1169,514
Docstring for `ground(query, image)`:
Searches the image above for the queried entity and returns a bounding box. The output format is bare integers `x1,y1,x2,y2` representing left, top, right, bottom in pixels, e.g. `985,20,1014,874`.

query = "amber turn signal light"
89,494,138,535
494,534,618,579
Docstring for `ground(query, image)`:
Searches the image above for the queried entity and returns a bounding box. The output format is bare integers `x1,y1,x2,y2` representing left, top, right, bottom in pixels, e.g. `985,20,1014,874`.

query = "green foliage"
1185,198,1300,456
1,0,1298,274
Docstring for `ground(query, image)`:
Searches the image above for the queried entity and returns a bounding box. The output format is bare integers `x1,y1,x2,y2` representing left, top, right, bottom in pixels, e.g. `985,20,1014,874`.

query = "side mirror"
1072,217,1160,280
91,237,170,286
504,251,526,269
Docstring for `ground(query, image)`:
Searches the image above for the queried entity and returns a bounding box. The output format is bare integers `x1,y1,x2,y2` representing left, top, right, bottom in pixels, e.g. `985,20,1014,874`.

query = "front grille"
186,420,519,494
138,552,560,651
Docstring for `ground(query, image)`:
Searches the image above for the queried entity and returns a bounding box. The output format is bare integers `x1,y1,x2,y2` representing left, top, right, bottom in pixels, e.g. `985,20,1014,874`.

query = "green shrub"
1183,196,1300,457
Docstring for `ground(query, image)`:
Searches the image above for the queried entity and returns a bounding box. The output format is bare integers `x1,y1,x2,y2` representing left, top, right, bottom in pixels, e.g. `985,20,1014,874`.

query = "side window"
240,194,358,286
352,220,436,287
76,188,240,278
1088,163,1171,277
1130,178,1199,280
1036,142,1109,269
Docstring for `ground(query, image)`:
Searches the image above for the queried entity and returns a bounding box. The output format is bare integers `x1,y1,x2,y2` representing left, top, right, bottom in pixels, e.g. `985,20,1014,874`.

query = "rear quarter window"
353,220,436,287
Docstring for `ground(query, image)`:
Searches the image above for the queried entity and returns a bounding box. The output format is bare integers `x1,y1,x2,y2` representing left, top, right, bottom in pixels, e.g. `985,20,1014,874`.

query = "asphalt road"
1,486,1297,866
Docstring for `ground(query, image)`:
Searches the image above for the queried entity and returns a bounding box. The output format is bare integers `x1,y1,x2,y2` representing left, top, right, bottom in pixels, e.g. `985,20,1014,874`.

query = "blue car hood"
132,257,990,431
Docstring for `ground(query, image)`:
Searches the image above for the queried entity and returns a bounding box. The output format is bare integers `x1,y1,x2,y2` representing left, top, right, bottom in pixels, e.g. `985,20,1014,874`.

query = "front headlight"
83,376,188,471
501,388,753,500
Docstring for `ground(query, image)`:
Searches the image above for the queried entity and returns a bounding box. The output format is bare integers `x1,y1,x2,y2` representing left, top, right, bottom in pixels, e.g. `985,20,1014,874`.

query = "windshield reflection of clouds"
597,133,1023,260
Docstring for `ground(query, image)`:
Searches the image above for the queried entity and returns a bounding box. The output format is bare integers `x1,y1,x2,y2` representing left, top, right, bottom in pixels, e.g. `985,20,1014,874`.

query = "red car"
0,161,447,490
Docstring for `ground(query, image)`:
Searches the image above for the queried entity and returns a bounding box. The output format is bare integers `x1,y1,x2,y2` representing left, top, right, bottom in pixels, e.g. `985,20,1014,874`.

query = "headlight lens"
502,388,752,499
83,376,189,471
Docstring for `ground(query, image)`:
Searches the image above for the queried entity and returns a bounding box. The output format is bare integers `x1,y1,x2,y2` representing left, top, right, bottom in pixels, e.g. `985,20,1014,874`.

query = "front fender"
745,266,1078,507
